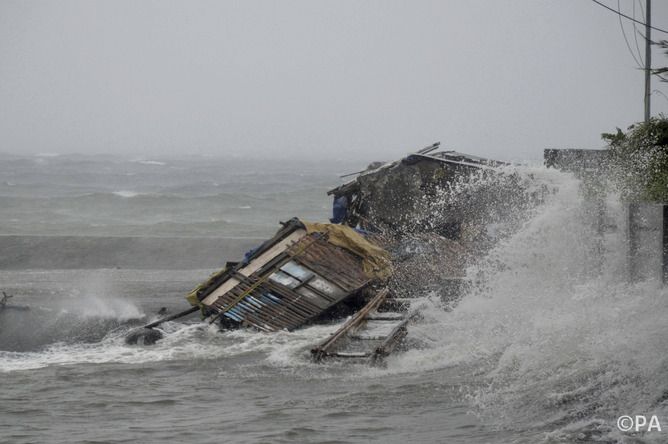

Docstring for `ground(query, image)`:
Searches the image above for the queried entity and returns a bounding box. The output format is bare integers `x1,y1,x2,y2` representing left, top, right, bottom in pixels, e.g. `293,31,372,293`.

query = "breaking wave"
379,166,668,442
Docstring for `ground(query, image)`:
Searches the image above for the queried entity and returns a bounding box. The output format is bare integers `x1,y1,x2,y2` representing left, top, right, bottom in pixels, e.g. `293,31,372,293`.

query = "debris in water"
0,291,30,312
124,327,164,345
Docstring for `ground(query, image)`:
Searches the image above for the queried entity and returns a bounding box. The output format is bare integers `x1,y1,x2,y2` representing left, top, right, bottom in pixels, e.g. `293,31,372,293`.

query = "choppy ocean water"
1,154,667,443
0,153,353,238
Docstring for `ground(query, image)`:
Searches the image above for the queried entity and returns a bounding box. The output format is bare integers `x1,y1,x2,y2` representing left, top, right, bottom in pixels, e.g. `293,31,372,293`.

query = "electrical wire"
619,0,644,68
652,89,668,103
591,0,668,34
632,0,644,65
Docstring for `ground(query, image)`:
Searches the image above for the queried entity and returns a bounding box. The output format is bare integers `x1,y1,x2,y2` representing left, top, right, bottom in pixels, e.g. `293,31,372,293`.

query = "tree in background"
601,36,668,201
653,40,668,82
603,115,668,201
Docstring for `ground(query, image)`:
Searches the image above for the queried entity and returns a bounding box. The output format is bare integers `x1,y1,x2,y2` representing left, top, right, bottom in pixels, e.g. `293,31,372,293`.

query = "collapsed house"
186,218,392,332
182,217,412,362
327,142,534,302
133,142,531,362
328,142,509,238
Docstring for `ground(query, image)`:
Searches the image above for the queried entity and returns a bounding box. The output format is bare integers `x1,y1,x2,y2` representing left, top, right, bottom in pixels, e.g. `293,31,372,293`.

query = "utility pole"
644,0,652,123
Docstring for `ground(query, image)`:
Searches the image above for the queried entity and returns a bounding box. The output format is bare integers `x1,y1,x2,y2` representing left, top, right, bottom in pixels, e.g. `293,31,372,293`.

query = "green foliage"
653,40,668,82
604,115,668,201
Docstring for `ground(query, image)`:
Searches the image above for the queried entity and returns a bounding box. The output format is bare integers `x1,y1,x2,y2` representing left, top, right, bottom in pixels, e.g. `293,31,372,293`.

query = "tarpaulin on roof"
186,266,228,307
301,220,392,280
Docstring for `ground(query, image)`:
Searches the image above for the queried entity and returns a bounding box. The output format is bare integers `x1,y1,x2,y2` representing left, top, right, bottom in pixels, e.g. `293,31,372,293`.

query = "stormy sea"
1,153,667,444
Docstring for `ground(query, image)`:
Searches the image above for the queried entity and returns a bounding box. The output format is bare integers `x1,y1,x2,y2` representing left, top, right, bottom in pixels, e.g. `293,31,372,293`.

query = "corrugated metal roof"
293,235,369,292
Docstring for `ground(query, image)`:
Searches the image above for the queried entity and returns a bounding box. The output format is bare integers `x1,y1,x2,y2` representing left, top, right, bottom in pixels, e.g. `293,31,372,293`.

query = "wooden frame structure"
192,219,375,332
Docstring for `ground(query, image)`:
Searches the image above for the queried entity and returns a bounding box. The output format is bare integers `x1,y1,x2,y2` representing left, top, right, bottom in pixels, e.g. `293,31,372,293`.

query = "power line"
619,0,644,68
653,89,668,103
632,0,644,64
590,0,668,34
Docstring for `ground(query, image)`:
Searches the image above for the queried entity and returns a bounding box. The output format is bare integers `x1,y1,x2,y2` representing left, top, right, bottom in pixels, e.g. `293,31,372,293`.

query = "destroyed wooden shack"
180,217,415,363
328,142,509,238
185,218,392,332
327,143,525,304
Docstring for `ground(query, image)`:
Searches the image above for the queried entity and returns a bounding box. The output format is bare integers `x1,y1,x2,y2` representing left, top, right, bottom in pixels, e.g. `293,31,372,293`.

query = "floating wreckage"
0,291,29,312
0,291,12,310
129,142,530,363
310,287,418,363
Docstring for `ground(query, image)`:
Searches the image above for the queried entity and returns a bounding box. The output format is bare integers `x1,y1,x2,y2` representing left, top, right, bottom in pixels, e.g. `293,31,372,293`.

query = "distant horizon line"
0,147,580,164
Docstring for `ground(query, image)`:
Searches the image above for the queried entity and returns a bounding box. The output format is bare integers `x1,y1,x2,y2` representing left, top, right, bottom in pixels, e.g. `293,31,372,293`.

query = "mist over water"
1,157,666,443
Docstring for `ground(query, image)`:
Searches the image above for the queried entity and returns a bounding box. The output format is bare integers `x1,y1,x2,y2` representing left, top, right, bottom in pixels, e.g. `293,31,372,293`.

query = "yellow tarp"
185,266,228,307
302,220,392,280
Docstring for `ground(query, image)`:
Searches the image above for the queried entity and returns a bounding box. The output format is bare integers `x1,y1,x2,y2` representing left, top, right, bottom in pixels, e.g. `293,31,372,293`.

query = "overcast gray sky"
1,0,667,162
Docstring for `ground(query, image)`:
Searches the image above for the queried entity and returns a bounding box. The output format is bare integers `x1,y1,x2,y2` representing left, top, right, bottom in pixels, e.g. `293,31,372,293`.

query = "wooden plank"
366,312,405,321
371,316,413,364
201,229,306,305
332,351,370,358
311,288,389,361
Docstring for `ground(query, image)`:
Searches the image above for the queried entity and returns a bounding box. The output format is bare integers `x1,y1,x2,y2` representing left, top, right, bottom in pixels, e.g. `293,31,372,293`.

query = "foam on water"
131,159,167,166
0,266,344,371
0,319,344,373
111,190,142,198
0,323,218,372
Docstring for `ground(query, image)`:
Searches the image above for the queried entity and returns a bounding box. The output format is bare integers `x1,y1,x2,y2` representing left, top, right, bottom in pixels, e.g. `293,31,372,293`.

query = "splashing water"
68,294,144,321
382,166,668,441
0,320,345,374
61,270,145,320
